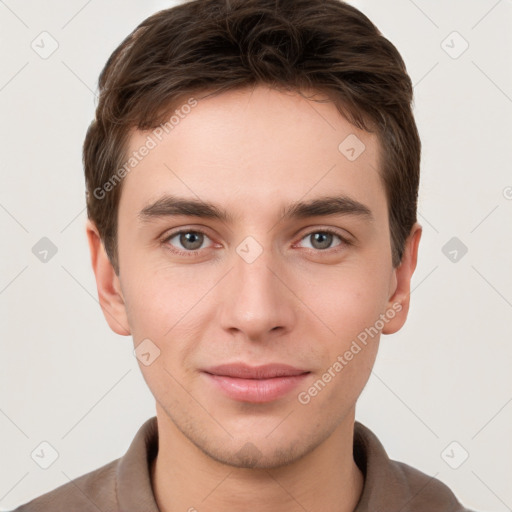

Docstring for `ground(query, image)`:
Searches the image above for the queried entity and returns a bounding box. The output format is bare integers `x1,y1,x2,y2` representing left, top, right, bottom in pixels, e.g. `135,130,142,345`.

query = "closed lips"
202,363,310,379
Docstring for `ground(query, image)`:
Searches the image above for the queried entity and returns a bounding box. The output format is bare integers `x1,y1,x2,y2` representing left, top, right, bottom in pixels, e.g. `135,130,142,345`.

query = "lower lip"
203,372,310,403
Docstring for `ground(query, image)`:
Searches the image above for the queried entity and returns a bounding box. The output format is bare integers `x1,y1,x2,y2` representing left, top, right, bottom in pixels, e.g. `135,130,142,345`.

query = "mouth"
201,363,311,403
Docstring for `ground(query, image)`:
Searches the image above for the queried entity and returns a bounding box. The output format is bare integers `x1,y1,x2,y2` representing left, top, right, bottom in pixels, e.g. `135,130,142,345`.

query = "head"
85,0,422,469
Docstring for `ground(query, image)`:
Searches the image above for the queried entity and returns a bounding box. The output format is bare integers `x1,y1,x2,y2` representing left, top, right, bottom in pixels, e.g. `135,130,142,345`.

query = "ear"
86,219,131,336
382,222,422,335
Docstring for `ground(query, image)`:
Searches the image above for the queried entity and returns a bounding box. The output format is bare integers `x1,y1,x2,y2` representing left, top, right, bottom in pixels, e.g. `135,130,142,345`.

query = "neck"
150,409,364,512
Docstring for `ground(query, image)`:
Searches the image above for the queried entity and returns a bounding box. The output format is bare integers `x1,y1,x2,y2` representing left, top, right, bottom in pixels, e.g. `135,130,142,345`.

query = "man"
14,0,475,510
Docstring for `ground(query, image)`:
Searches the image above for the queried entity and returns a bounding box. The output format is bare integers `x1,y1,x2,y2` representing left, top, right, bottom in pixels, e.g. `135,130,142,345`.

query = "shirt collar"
115,416,463,512
116,416,160,512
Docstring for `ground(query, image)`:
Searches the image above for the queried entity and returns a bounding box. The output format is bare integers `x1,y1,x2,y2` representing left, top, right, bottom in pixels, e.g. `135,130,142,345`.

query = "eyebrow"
138,194,374,224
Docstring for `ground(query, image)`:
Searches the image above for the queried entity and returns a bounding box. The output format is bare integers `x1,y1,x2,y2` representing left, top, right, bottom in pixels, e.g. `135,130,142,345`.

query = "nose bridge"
219,238,296,339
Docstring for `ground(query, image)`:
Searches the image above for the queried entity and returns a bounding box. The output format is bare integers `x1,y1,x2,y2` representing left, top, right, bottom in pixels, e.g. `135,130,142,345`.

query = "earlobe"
86,220,131,336
382,223,422,335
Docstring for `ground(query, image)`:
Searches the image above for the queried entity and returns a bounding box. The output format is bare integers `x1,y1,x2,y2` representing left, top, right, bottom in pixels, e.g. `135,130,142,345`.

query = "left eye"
167,231,211,251
298,231,344,250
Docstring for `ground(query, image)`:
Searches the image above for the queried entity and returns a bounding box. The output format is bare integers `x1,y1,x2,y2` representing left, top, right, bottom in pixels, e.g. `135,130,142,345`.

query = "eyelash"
161,228,352,257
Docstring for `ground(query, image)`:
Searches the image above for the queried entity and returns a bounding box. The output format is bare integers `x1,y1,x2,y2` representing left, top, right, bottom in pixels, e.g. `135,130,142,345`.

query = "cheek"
123,270,199,392
298,270,385,408
299,263,390,344
121,265,181,340
122,260,221,353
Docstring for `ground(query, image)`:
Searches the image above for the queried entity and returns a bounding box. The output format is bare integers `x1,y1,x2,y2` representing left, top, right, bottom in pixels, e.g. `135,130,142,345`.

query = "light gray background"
1,1,511,510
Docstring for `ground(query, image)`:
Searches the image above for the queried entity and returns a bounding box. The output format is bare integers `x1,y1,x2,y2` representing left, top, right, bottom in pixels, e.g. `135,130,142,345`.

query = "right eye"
164,230,214,254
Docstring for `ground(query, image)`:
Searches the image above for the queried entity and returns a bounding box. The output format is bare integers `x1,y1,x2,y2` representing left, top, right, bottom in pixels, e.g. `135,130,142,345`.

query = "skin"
87,85,421,512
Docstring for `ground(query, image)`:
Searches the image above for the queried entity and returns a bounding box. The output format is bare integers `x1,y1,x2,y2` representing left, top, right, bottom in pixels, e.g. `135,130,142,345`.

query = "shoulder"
353,421,475,512
11,458,119,512
390,458,473,512
12,417,159,512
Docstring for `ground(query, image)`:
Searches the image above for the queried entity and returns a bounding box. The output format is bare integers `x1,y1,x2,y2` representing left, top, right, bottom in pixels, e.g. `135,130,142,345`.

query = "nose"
218,243,297,342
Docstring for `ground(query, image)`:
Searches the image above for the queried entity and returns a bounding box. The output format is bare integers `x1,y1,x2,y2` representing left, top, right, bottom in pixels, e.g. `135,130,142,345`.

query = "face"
92,85,419,469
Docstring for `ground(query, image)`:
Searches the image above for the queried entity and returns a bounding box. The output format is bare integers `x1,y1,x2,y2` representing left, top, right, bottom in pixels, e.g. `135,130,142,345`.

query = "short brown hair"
83,0,421,274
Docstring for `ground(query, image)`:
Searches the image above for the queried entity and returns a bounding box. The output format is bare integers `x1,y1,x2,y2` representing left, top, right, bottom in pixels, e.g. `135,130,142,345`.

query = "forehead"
119,85,386,223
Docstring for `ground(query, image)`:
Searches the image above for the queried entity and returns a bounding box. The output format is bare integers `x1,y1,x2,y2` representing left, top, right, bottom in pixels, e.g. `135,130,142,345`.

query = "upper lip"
202,363,310,379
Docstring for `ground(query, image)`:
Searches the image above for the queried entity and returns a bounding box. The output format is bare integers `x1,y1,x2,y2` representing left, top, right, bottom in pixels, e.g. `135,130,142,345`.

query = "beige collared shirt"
13,417,474,511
